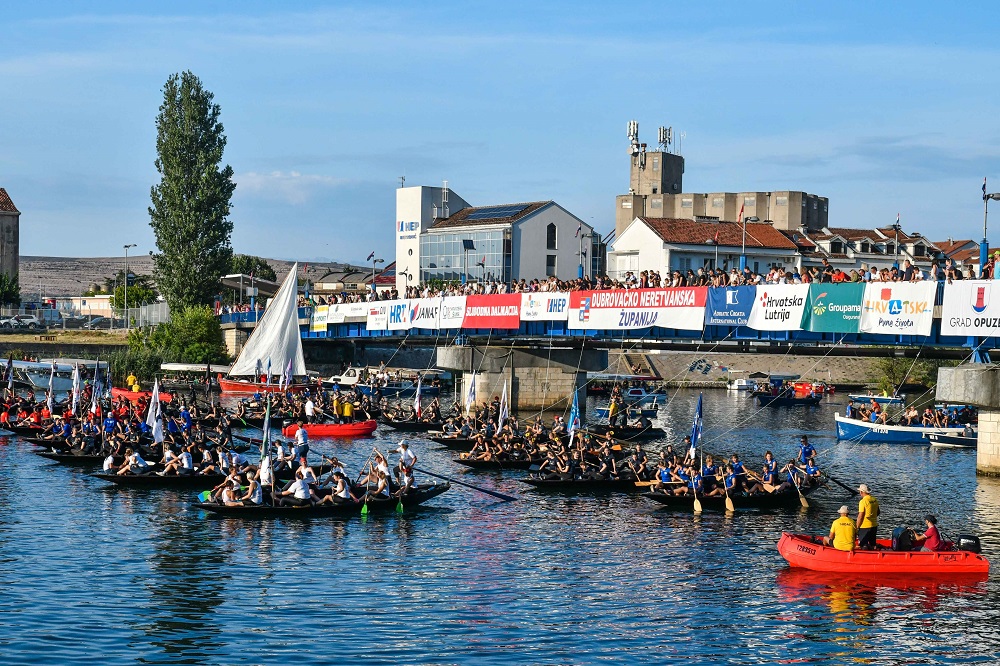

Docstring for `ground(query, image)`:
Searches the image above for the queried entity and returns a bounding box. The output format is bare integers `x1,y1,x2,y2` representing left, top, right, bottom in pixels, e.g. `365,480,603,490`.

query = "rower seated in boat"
393,467,415,497
802,457,822,487
102,452,119,473
912,515,949,551
239,470,263,506
317,472,359,504
273,469,318,507
118,448,151,475
221,480,244,507
822,505,857,551
705,465,735,497
364,470,392,502
700,455,718,492
773,460,804,493
160,444,196,476
197,445,218,474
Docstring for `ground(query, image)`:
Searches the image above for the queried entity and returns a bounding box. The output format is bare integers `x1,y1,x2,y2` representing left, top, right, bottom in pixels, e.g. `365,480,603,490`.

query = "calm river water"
1,389,999,665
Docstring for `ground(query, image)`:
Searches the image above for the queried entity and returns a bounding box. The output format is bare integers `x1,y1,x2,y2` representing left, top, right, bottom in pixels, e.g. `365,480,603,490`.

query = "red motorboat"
111,387,173,405
281,419,377,438
218,377,310,395
777,532,989,575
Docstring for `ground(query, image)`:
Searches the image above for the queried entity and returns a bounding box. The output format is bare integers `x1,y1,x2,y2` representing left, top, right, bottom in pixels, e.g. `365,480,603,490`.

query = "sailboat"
219,262,310,395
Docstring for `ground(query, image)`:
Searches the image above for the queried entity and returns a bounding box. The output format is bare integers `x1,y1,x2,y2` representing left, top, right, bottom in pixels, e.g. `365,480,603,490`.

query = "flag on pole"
568,389,581,444
90,357,101,414
70,364,81,416
688,393,703,461
260,393,272,463
4,354,12,392
413,376,422,419
366,251,376,262
282,358,293,390
151,387,164,445
985,177,989,201
498,380,508,428
575,224,582,238
464,372,477,417
265,358,272,387
896,212,900,225
255,358,263,380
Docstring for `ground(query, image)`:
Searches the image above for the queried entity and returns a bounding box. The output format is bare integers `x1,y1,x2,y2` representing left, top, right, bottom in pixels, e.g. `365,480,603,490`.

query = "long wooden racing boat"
777,532,990,574
453,456,538,471
35,450,106,466
280,419,377,438
644,478,825,510
190,482,451,517
218,378,311,395
519,477,654,493
94,464,333,489
584,425,665,442
383,418,445,433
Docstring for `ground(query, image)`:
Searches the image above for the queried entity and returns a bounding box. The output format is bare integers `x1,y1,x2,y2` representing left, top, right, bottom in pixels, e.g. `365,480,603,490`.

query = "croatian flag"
985,177,989,201
688,393,703,460
568,389,581,444
575,224,582,238
70,364,81,416
367,251,376,262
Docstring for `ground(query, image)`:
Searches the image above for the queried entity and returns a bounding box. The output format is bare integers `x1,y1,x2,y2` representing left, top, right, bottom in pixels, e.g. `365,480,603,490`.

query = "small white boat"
623,387,661,405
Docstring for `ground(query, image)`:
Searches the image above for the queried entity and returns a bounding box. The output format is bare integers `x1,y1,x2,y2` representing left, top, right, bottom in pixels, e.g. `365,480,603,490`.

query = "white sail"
228,263,307,377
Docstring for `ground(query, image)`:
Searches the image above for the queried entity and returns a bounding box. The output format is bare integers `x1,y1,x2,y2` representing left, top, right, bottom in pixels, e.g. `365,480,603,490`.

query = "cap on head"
858,483,870,493
838,505,849,514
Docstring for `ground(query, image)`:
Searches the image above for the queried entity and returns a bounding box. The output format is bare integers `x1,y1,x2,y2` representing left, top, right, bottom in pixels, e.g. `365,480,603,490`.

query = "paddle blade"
396,500,404,514
693,497,703,514
197,490,212,502
725,496,735,512
361,502,369,516
799,494,809,509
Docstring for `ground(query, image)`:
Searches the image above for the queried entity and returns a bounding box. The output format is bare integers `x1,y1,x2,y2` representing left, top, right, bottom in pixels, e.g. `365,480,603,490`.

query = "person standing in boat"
293,420,309,464
856,484,880,550
797,436,816,465
823,505,857,551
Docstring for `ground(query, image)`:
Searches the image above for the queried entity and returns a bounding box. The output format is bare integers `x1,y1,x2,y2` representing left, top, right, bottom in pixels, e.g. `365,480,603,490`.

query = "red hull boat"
111,387,173,404
777,532,989,575
218,378,311,395
280,419,377,438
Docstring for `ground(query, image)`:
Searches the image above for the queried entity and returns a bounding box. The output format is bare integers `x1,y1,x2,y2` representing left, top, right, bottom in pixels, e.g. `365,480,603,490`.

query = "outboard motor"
954,535,982,554
282,419,292,429
892,527,916,551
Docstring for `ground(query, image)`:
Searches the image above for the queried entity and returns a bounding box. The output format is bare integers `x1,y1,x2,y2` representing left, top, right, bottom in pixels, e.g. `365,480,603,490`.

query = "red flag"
714,230,720,243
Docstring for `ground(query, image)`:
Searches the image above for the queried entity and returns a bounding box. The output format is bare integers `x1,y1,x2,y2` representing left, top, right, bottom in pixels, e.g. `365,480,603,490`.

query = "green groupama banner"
802,283,865,333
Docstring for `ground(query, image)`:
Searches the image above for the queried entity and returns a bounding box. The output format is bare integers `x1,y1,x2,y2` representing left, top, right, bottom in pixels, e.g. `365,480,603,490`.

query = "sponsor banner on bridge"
568,288,707,331
366,303,389,330
439,296,467,328
746,284,809,331
385,299,411,331
463,294,521,329
859,282,935,336
705,286,756,326
408,298,441,329
310,305,329,332
332,302,368,323
520,292,570,321
940,280,1000,336
802,284,864,333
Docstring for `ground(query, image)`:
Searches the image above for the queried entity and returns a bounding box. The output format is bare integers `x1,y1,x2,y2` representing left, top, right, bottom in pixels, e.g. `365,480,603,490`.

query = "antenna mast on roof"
657,126,672,153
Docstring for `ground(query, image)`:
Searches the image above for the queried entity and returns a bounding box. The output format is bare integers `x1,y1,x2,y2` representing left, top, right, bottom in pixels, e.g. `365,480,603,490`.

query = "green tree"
148,70,236,311
139,305,229,364
0,274,21,305
230,254,277,282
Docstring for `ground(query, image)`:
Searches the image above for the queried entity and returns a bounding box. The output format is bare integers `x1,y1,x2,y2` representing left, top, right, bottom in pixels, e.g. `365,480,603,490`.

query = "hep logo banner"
398,220,419,232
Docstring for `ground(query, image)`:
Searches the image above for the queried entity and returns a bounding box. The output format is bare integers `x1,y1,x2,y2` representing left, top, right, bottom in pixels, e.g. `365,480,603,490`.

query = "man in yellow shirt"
856,483,880,550
824,505,857,551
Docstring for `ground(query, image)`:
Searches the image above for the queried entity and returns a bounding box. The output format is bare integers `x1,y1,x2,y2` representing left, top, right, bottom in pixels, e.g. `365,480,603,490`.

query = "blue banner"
705,286,756,326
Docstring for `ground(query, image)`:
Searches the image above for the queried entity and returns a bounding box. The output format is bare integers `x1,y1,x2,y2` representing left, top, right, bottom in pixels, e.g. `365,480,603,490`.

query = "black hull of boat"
453,457,537,471
94,464,334,489
383,420,444,433
586,425,665,441
519,478,653,493
644,481,823,510
190,483,451,518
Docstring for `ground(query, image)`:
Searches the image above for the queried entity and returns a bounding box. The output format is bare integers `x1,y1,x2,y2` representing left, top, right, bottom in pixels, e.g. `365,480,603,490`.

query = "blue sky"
3,2,1000,263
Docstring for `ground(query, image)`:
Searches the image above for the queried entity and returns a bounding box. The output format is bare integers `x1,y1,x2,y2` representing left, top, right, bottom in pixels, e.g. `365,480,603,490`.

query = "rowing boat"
584,424,665,441
94,464,334,489
777,532,990,574
383,419,445,433
835,413,965,444
644,478,826,510
111,387,174,404
190,482,451,517
756,394,822,407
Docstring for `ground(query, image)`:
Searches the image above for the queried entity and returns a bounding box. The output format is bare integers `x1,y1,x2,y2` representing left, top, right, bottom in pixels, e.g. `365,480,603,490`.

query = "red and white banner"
462,294,522,329
568,288,707,330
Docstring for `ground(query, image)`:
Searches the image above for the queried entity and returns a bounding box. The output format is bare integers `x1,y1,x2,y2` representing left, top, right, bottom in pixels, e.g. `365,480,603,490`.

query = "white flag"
46,363,55,416
146,378,161,429
465,372,477,417
70,364,81,416
498,380,508,428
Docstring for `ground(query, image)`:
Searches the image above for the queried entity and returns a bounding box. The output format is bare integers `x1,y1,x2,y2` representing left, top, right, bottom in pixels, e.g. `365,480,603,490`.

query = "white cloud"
234,171,348,205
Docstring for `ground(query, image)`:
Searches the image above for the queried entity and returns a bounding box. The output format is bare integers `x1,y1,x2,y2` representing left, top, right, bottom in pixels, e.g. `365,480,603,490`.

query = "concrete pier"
436,345,608,414
936,365,1000,475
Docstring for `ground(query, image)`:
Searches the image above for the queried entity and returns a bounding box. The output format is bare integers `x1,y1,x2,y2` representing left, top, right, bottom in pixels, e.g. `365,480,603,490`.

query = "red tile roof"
826,227,882,241
934,239,976,256
636,218,798,250
430,201,550,229
0,188,18,213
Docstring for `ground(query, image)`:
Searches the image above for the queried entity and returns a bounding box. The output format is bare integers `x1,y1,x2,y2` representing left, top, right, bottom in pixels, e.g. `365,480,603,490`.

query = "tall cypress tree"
149,71,236,310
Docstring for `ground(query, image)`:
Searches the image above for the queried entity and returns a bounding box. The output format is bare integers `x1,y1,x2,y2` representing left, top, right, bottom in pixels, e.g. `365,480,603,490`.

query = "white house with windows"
608,217,800,278
395,185,595,289
794,226,942,273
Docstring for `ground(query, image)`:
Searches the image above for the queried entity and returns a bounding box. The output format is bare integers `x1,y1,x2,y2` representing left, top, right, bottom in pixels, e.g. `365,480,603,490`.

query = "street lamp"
578,231,593,278
740,217,759,272
982,185,1000,273
371,256,384,295
462,239,476,285
707,238,719,270
123,243,136,329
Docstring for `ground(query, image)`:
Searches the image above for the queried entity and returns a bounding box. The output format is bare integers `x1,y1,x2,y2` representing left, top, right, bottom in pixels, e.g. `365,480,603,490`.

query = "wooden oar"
693,482,703,514
793,470,809,509
722,471,735,512
822,471,859,496
414,466,517,502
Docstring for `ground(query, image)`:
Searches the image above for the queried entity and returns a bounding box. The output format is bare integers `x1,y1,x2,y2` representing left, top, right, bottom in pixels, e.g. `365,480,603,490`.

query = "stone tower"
0,189,19,282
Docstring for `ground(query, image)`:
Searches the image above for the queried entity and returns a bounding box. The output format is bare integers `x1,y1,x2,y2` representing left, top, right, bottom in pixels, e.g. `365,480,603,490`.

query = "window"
914,244,925,257
860,242,870,253
775,196,788,206
712,197,724,207
652,157,659,171
546,223,557,250
681,199,693,208
830,241,843,254
885,243,895,255
650,199,662,208
546,255,557,277
621,200,632,209
744,196,756,206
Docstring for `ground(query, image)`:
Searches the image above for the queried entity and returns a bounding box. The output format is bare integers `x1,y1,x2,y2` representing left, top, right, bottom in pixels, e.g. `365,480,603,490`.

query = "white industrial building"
394,184,596,291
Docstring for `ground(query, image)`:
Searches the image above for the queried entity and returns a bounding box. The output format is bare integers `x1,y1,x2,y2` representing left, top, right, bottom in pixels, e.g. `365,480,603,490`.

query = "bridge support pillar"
937,365,1000,475
436,345,608,414
223,328,248,359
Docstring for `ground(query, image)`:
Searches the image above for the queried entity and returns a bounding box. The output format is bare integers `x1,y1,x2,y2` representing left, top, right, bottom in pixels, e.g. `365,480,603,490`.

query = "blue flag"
688,393,703,460
568,390,581,443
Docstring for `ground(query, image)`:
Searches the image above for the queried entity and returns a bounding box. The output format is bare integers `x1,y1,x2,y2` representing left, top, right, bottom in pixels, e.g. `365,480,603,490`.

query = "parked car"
82,316,122,330
1,315,45,330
